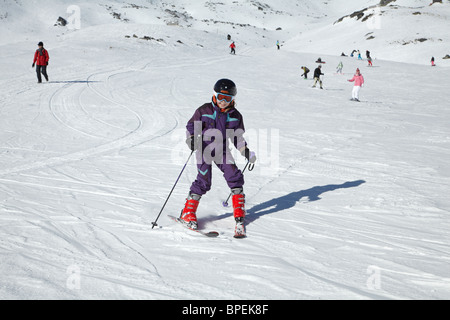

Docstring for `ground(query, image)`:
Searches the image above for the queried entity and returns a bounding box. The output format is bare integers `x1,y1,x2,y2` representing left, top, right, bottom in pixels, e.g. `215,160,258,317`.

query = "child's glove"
186,135,200,151
241,147,257,163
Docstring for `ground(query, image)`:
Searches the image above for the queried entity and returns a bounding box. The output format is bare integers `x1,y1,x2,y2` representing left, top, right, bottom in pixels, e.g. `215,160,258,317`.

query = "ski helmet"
214,79,237,96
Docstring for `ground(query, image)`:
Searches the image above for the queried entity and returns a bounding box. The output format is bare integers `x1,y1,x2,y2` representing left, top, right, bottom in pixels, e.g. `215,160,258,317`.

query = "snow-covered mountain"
1,0,450,300
1,0,449,64
285,0,450,65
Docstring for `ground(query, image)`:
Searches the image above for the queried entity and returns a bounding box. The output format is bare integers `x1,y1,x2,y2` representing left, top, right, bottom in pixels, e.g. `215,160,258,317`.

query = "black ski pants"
36,65,48,83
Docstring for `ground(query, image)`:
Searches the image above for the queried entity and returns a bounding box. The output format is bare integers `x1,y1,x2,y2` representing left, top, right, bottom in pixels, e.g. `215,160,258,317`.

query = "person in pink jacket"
348,68,364,101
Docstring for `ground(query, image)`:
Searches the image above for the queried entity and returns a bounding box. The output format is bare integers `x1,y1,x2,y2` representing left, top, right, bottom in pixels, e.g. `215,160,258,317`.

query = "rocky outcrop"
334,0,397,24
54,16,67,27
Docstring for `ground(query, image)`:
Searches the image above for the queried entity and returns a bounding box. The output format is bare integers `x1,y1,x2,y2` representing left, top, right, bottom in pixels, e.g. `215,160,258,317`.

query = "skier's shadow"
211,180,366,225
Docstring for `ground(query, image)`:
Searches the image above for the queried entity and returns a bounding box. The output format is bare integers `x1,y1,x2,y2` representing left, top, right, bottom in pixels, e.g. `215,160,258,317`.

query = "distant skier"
348,68,364,101
276,40,280,50
312,65,324,89
367,50,373,66
230,42,236,55
32,41,49,83
336,61,343,74
301,66,310,79
431,56,436,66
315,57,325,64
181,79,256,236
357,50,362,60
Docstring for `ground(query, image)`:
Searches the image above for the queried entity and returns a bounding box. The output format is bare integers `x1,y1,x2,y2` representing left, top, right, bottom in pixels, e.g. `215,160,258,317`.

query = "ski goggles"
215,92,235,103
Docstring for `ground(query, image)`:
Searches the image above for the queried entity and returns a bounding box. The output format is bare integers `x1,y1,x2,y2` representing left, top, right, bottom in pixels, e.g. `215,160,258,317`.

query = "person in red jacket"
229,42,236,55
32,42,49,83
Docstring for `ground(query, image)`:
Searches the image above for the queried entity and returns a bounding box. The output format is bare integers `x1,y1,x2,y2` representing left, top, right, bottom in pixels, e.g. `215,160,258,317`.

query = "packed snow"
1,0,450,300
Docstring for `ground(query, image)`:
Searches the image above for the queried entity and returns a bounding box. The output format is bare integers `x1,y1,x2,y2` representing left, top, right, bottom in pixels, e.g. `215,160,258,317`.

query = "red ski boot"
231,190,246,238
180,193,201,230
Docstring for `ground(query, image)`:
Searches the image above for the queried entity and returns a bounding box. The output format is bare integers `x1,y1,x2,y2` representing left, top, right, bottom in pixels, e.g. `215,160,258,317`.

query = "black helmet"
214,79,237,96
38,41,44,46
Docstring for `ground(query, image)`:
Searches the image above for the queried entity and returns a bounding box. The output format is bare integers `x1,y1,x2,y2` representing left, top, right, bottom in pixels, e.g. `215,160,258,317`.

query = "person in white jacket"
336,61,343,74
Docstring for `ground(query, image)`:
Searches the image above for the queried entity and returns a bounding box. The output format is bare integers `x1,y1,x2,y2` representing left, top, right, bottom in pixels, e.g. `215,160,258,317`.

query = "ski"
167,215,219,237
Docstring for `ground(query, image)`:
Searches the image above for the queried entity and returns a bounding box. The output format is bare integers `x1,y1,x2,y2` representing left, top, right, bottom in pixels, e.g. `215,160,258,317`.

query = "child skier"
32,41,49,83
431,56,435,66
348,68,364,102
181,79,256,236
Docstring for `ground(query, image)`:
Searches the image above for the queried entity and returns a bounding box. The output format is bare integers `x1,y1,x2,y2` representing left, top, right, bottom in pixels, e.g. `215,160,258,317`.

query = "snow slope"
1,1,450,300
285,0,450,66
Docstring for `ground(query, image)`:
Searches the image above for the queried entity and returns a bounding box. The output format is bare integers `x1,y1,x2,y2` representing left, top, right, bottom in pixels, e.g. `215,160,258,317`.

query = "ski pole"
152,150,194,229
222,161,254,207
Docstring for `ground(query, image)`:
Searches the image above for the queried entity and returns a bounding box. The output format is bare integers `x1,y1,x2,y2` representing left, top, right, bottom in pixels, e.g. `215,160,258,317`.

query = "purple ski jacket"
186,102,247,153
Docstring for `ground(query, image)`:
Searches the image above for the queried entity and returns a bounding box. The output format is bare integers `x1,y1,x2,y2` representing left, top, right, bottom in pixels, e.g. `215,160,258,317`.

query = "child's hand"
242,147,257,163
186,135,200,151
